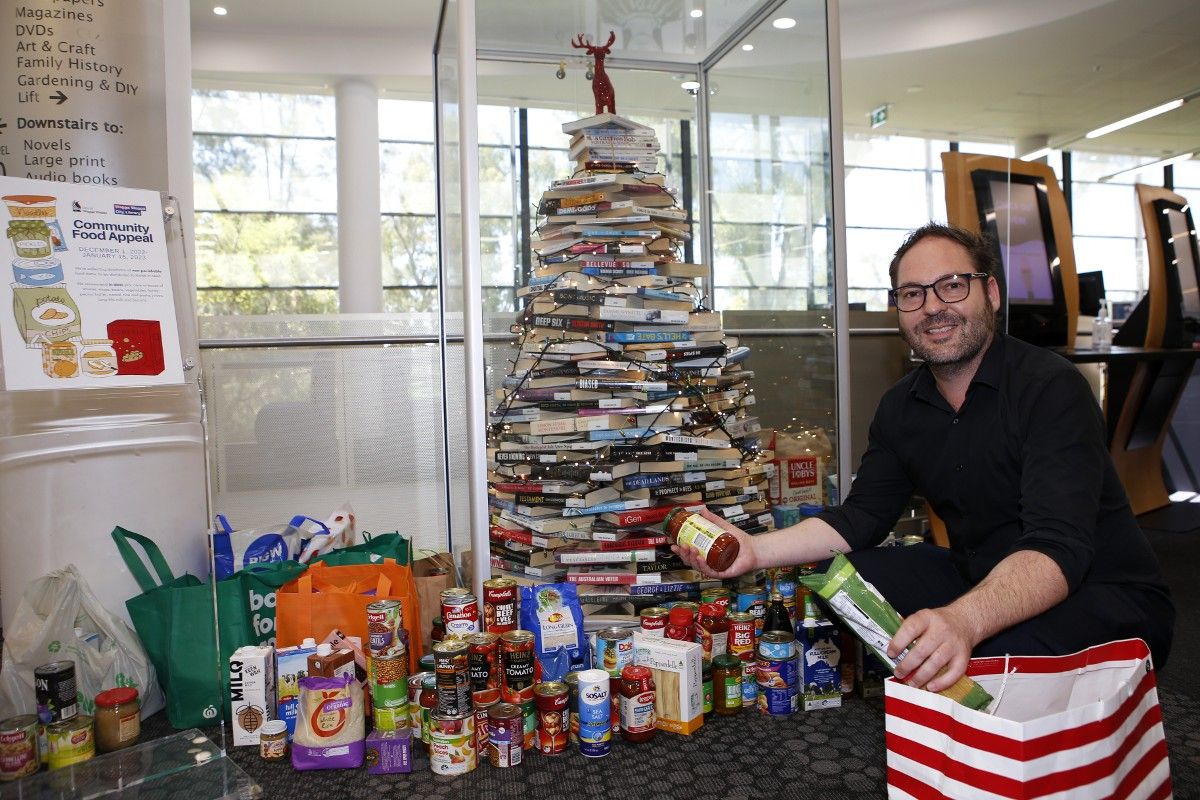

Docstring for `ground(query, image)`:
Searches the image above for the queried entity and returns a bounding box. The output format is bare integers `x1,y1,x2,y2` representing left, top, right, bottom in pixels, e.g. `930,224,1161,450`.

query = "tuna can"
441,589,480,639
756,655,799,689
728,612,756,659
757,685,799,716
594,626,635,677
500,630,536,705
369,652,409,731
575,669,611,758
466,632,500,692
429,713,476,775
741,660,759,704
0,715,39,781
534,681,569,755
366,599,404,657
758,631,798,661
472,688,500,754
34,661,77,724
486,702,523,768
46,715,93,770
639,607,669,637
433,639,471,717
563,671,581,746
482,578,518,633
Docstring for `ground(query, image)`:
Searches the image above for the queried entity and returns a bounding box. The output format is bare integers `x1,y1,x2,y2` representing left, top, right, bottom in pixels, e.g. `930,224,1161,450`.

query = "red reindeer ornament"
572,31,617,115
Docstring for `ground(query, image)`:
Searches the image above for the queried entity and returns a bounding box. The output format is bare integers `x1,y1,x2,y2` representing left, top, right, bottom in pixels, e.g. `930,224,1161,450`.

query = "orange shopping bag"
275,559,423,673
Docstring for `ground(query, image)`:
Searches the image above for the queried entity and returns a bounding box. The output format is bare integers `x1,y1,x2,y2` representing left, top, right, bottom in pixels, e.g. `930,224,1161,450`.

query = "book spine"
555,550,656,565
529,314,616,332
598,535,668,550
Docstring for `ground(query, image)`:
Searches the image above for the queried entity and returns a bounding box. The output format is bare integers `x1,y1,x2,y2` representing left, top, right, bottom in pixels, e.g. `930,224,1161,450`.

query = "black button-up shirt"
819,334,1168,596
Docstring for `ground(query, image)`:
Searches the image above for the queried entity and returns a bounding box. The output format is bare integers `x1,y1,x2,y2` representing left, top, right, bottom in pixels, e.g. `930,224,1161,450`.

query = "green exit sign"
870,104,889,128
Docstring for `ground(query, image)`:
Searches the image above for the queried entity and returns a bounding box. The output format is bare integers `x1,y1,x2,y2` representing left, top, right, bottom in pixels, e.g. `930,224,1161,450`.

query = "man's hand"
888,605,980,693
670,508,758,579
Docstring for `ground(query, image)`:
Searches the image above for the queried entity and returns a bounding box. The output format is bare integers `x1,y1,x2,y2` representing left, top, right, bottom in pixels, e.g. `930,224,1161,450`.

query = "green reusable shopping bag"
309,531,413,567
111,527,307,728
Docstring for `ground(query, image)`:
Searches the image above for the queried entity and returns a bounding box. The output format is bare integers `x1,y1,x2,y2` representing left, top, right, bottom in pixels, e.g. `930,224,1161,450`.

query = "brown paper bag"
412,552,455,650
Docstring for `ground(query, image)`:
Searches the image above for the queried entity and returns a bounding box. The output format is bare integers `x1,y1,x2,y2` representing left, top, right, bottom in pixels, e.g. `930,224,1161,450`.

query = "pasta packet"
798,554,992,711
291,672,365,770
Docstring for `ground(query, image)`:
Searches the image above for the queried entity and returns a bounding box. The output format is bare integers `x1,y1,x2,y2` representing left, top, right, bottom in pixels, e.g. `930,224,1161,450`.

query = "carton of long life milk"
230,645,276,746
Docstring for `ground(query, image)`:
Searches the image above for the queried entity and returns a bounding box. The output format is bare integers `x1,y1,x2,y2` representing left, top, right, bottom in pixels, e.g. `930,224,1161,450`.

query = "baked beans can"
366,600,404,657
0,715,39,781
737,588,768,638
499,630,535,705
34,661,77,724
757,685,799,716
756,655,799,689
466,632,500,692
700,587,733,611
472,688,500,754
575,669,611,758
638,607,668,637
487,702,523,768
441,588,480,639
369,652,409,731
742,660,759,704
563,672,580,746
594,626,635,677
728,611,756,659
46,715,94,770
408,672,431,734
433,639,471,717
429,713,476,775
534,682,569,755
758,631,797,661
482,578,518,633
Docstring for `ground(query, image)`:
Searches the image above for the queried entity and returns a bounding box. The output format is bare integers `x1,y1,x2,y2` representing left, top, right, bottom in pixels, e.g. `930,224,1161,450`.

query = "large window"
192,90,338,316
1069,151,1148,312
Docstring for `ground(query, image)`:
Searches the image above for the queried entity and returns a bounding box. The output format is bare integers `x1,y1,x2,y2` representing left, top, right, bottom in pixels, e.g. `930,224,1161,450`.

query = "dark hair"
888,223,1001,287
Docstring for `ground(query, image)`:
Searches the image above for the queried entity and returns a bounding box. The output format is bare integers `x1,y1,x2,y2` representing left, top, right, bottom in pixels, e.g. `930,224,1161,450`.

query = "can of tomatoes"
466,632,500,692
499,630,535,705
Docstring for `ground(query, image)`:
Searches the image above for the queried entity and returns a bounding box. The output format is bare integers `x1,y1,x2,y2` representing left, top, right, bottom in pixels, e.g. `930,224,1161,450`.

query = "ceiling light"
1085,99,1185,139
1020,147,1053,161
741,44,754,52
213,5,227,15
773,17,796,29
690,9,703,18
681,80,701,92
1098,152,1194,183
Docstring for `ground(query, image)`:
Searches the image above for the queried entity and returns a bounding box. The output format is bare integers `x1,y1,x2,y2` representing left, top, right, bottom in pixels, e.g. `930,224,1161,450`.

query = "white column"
335,79,383,313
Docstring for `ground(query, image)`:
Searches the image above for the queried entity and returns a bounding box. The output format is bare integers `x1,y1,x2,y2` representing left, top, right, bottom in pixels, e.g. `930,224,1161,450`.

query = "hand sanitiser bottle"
1092,299,1113,350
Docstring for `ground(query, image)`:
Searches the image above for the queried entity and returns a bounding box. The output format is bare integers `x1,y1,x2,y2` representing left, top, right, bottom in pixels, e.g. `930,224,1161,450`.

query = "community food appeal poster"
0,177,184,390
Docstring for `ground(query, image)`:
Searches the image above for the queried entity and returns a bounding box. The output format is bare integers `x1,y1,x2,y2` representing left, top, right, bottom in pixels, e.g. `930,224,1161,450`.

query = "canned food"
433,639,471,717
758,631,798,661
500,630,535,705
369,652,409,731
639,607,668,636
594,626,635,677
776,579,798,621
755,656,799,689
563,672,581,746
728,611,756,659
741,660,759,704
757,685,799,716
534,682,569,755
737,588,768,637
419,674,437,746
700,587,733,610
46,715,93,770
0,715,39,781
487,702,523,768
420,653,436,672
472,688,500,754
466,632,500,692
483,578,518,633
441,589,480,639
576,669,611,758
521,701,537,750
34,661,77,724
407,672,430,736
366,600,404,656
429,713,476,775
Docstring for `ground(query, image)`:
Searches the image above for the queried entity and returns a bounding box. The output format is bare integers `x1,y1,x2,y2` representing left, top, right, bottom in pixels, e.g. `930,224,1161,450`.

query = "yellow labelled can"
47,715,94,771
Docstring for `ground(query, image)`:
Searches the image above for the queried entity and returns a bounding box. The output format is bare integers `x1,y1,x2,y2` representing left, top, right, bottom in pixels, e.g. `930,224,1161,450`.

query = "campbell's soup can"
638,607,668,637
500,631,536,705
534,682,569,755
487,702,523,768
441,589,480,639
575,669,611,758
728,612,756,659
482,578,518,633
466,632,500,692
472,688,500,754
429,713,475,775
0,715,39,781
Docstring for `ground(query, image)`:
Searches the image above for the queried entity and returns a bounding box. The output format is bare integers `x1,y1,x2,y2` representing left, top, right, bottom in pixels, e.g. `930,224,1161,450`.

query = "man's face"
894,237,1000,367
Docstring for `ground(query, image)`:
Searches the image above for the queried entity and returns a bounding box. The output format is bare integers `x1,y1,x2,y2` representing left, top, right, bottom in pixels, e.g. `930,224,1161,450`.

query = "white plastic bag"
0,564,165,720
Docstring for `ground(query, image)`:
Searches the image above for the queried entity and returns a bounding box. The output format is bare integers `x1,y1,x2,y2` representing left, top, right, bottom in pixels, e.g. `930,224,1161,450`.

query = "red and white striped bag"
885,639,1171,799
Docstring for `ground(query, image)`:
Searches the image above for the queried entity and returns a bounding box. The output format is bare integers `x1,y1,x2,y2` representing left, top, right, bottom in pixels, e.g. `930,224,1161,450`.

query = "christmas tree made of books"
486,111,777,608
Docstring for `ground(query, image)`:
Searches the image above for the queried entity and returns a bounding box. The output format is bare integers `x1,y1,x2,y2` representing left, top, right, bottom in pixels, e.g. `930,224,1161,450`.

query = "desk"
1053,345,1200,514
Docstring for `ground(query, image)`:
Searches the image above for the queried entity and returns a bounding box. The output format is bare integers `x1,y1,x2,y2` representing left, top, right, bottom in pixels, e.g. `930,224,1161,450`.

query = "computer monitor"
1076,270,1106,317
970,170,1068,346
1160,202,1200,317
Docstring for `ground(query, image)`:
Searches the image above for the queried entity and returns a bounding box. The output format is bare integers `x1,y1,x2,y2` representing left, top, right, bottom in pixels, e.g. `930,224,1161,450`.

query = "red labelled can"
472,688,500,754
639,607,668,637
466,632,500,692
500,630,535,705
483,578,518,633
487,702,523,768
534,682,569,755
441,589,480,639
728,611,756,660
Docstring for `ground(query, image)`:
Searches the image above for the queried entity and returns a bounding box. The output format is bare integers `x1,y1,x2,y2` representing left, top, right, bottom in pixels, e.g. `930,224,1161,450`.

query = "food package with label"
106,319,165,376
520,583,588,681
632,633,704,735
291,673,365,770
765,426,833,507
12,286,80,344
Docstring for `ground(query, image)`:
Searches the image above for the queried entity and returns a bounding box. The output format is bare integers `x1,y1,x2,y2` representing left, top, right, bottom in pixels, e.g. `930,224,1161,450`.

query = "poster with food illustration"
0,177,184,390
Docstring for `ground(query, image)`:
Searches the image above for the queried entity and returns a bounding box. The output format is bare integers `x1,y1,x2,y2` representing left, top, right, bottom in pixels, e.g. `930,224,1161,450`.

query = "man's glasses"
889,273,989,312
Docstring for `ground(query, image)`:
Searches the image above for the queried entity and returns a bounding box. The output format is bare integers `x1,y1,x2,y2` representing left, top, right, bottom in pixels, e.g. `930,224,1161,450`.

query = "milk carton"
797,615,842,711
276,638,318,739
230,645,276,746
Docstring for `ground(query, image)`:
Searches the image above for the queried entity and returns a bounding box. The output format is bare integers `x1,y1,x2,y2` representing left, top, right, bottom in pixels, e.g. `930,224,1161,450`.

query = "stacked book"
487,112,776,607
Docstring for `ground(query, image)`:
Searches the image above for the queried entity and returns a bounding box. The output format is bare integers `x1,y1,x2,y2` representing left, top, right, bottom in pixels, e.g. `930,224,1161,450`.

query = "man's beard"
902,303,996,372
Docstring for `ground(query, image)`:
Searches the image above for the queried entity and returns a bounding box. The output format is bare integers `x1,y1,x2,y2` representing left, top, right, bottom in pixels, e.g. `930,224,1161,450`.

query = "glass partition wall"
435,0,848,596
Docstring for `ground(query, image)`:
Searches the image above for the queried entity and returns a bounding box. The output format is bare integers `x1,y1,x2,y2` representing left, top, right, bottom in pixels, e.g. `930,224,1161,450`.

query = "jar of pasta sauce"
617,665,656,743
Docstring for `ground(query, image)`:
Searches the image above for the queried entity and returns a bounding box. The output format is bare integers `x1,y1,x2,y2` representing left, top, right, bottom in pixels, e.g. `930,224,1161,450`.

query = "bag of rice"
520,583,589,681
291,672,365,770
